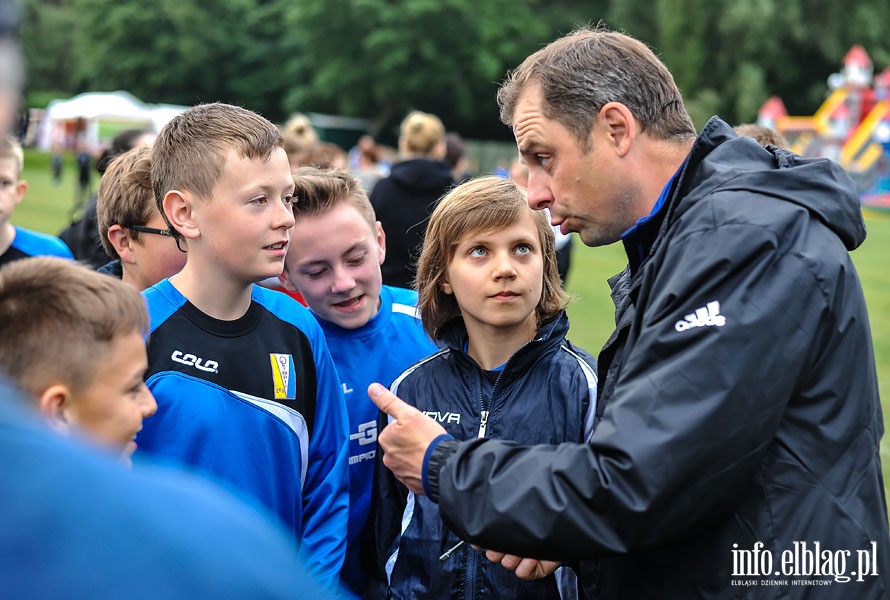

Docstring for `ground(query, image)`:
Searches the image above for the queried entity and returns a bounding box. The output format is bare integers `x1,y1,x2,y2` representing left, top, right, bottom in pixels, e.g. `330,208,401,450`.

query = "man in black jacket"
370,26,890,598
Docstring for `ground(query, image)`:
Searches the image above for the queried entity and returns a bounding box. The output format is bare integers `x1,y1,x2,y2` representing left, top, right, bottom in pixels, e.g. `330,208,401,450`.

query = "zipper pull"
477,410,489,438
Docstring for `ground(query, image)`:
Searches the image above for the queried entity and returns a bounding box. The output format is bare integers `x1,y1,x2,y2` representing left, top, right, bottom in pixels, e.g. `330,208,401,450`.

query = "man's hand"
481,549,561,581
369,382,447,495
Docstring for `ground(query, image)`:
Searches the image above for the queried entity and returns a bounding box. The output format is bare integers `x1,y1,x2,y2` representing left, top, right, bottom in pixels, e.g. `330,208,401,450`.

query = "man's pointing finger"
368,382,413,421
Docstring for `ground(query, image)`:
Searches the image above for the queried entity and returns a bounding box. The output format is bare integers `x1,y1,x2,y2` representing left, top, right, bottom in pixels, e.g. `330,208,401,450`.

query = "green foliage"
17,0,890,135
284,0,550,138
25,90,69,110
20,0,80,94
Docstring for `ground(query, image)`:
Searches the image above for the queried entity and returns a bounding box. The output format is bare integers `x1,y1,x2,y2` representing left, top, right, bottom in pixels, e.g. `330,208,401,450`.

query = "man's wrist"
422,435,459,502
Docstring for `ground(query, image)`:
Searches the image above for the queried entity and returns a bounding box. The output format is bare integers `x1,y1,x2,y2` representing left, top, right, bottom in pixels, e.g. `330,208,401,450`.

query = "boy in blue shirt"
0,256,157,465
0,135,73,267
136,104,349,593
280,167,437,598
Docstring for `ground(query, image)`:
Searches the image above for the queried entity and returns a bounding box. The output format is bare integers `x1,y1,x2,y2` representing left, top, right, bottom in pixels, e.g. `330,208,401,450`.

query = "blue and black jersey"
137,279,349,592
0,226,73,268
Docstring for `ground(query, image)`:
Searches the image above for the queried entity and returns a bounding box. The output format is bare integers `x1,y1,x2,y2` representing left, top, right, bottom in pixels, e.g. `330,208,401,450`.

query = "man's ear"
107,224,136,265
599,102,637,158
278,267,299,293
375,221,386,265
163,190,200,240
36,384,73,434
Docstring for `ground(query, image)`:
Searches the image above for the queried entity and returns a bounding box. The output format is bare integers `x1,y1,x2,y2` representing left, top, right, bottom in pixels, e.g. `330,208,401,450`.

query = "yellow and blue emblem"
270,353,296,399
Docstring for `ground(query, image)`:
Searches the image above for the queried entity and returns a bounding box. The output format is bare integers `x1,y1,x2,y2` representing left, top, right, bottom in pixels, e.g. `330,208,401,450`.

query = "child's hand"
478,548,561,581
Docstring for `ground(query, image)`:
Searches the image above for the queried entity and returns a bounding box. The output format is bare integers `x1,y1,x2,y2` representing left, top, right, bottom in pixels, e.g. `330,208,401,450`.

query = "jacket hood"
389,158,454,192
675,117,866,251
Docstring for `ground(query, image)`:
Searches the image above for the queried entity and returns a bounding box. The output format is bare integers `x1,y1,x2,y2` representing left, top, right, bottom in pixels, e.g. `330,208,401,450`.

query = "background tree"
20,0,78,106
17,0,890,139
282,0,554,142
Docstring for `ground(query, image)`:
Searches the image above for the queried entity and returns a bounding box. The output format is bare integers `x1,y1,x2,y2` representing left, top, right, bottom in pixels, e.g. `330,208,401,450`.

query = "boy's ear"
375,221,386,265
278,267,299,293
14,179,27,205
36,384,73,434
440,278,453,295
107,224,137,265
163,190,200,240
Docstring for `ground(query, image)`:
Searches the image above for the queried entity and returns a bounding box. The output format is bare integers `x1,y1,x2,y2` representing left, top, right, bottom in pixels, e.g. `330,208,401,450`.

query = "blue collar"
620,160,686,272
621,160,684,239
462,339,506,372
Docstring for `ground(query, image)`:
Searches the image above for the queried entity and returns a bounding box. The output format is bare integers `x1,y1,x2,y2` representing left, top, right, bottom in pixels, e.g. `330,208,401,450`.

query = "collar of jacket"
436,310,570,371
622,116,735,275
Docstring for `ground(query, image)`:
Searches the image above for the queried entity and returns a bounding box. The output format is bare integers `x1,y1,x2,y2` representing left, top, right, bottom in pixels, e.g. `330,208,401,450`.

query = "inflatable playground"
758,45,890,209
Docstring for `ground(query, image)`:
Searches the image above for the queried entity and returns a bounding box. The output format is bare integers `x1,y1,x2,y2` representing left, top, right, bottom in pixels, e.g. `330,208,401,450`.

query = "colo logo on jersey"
171,350,219,373
270,353,297,400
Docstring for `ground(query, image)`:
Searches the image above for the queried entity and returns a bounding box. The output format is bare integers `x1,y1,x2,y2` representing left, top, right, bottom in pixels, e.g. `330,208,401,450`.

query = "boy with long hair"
372,177,597,599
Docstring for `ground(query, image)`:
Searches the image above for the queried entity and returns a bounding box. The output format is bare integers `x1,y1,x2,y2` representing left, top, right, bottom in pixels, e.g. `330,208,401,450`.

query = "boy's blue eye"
515,244,532,255
469,247,487,257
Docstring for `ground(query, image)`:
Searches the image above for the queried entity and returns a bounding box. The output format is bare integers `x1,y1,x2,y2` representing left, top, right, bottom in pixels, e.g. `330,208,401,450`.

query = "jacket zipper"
478,409,489,438
465,369,495,600
463,340,538,600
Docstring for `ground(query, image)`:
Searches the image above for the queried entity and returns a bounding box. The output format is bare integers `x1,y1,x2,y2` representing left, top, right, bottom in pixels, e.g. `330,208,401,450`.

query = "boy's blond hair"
151,102,284,239
96,145,157,259
0,133,24,175
291,166,375,227
0,257,149,398
399,111,445,156
416,176,566,340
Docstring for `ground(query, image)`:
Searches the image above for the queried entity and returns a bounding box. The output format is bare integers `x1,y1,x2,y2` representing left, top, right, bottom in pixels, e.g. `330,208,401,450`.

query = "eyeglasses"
129,225,172,237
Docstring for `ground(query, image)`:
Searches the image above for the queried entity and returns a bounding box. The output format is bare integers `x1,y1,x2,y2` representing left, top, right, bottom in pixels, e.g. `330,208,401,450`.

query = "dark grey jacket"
424,118,890,598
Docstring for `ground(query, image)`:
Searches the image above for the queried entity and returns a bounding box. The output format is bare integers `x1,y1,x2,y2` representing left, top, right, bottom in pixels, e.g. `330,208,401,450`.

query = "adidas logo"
674,301,726,332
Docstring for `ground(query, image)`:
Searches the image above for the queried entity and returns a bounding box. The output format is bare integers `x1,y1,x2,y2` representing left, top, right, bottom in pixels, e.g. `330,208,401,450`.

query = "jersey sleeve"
299,317,350,591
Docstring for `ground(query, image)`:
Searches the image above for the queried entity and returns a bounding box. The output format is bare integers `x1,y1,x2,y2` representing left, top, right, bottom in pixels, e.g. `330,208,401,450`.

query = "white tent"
34,91,186,153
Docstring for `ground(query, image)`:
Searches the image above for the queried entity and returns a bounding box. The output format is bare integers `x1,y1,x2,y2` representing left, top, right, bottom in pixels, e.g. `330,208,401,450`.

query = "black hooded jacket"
370,158,454,289
423,118,890,598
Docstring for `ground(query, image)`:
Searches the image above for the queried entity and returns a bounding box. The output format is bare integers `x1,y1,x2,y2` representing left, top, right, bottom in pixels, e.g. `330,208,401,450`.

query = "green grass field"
13,148,890,493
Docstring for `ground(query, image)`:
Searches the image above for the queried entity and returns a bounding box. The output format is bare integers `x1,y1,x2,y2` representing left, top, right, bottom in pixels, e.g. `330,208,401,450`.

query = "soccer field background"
14,148,890,495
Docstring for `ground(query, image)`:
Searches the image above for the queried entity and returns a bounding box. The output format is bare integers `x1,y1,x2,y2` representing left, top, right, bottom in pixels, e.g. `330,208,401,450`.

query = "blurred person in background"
370,110,454,289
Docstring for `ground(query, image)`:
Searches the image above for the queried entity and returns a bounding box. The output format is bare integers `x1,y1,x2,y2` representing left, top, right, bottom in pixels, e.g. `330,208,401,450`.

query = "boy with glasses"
96,145,186,290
